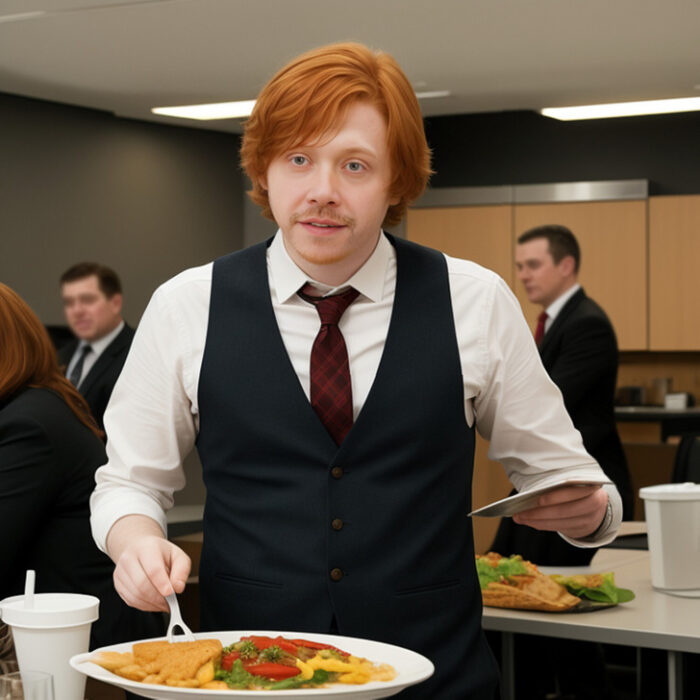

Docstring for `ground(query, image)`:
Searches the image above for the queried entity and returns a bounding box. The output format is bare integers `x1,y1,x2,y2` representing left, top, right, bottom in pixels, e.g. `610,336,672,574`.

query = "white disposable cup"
0,594,99,700
640,482,700,595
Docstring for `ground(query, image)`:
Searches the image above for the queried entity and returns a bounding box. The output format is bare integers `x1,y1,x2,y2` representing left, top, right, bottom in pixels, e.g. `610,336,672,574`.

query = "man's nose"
307,165,339,206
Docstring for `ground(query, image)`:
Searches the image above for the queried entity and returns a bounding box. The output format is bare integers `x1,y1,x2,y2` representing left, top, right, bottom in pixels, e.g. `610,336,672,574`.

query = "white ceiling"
2,0,699,134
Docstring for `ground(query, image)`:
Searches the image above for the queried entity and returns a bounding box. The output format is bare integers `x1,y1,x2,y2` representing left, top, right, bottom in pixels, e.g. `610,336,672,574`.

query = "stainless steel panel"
410,180,648,208
513,179,648,203
412,185,514,208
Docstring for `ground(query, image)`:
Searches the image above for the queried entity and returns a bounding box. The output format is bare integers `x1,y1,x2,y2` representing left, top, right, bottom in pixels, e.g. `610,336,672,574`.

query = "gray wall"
0,93,245,326
1,93,249,507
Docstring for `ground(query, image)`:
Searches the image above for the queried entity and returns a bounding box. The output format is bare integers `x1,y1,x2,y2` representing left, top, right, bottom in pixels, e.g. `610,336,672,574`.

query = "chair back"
671,434,700,483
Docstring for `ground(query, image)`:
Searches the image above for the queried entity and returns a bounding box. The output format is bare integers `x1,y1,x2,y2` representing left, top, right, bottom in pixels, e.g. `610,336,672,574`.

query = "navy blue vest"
196,234,498,698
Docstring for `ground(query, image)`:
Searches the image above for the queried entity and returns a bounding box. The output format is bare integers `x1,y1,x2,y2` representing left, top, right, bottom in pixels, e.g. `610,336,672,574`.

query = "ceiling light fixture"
415,90,451,100
152,100,257,120
541,96,700,121
153,89,452,122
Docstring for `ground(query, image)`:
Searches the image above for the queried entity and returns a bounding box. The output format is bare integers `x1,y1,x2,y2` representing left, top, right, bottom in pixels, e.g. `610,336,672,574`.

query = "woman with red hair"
0,282,163,656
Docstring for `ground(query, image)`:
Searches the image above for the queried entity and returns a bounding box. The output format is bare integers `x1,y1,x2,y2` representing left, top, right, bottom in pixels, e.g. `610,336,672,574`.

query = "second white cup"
0,593,99,700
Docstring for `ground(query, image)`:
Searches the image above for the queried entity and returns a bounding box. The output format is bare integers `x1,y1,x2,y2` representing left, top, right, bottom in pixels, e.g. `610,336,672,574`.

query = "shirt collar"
545,283,581,323
269,230,393,303
82,319,124,356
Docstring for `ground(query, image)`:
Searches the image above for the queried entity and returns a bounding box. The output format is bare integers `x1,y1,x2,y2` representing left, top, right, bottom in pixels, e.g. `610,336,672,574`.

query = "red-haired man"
91,43,621,699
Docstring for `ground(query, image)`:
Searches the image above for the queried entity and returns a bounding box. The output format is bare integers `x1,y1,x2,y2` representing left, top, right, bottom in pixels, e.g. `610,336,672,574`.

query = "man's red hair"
240,42,432,228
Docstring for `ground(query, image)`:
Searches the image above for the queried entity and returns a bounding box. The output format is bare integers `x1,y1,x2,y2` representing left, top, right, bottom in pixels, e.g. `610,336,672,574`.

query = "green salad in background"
551,572,635,604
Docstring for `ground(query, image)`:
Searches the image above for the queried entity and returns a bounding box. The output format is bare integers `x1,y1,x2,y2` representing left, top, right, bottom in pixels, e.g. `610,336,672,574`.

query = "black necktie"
68,344,92,387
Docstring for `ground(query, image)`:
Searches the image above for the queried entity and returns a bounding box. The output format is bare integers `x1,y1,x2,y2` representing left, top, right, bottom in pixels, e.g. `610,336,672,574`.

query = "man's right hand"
106,514,192,612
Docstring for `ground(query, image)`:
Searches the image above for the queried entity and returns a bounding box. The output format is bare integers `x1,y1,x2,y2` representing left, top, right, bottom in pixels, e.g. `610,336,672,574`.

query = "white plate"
468,476,612,518
70,630,434,700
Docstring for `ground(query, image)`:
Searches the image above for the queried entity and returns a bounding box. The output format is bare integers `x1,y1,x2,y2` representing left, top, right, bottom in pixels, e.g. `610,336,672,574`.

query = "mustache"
291,207,355,228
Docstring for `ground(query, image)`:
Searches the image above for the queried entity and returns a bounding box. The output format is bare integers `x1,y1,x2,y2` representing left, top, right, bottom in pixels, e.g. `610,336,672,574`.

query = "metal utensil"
165,592,195,642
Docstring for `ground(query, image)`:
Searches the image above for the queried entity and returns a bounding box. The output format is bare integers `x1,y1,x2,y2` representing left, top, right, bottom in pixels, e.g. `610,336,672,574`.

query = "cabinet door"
649,195,700,350
406,205,514,286
406,205,515,551
513,200,648,350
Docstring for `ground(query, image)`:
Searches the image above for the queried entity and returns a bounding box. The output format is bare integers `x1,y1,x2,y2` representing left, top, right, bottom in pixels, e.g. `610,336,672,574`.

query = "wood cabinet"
513,200,648,350
406,205,514,551
649,195,700,350
405,205,514,285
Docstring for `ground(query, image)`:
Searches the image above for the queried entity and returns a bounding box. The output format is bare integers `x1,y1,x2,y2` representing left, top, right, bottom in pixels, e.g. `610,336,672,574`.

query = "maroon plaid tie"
299,285,360,445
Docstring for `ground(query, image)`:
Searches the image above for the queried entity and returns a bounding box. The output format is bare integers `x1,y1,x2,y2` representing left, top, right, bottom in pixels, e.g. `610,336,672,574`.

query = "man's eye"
291,155,307,166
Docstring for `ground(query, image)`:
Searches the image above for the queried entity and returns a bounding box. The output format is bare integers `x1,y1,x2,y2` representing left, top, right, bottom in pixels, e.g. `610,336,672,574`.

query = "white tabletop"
481,548,700,654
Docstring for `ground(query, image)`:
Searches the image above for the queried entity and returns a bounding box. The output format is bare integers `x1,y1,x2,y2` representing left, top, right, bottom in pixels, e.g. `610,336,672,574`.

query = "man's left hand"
512,484,608,539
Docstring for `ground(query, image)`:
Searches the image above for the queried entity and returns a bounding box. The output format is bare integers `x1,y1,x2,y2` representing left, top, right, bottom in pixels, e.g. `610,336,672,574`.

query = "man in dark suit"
490,225,634,700
493,225,633,565
59,263,134,432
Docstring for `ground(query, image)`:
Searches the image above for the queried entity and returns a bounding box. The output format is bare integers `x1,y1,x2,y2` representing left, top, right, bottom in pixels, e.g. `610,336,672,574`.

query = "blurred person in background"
492,224,633,565
58,262,133,432
0,282,163,657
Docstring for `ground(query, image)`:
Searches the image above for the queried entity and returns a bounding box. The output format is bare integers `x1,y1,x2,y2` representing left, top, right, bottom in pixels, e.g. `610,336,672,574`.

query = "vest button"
331,518,344,531
330,568,344,582
331,466,343,479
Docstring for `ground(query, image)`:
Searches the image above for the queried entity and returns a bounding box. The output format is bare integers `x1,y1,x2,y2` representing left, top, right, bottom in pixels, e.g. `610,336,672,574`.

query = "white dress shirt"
66,320,125,387
91,233,621,550
543,283,581,334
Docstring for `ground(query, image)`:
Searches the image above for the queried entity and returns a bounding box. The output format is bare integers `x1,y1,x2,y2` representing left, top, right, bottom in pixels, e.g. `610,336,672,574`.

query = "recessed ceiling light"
153,89,453,122
541,96,700,121
0,11,46,23
152,100,256,120
415,90,451,100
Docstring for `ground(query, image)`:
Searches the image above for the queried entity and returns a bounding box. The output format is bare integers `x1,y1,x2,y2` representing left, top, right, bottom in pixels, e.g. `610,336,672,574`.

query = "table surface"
481,548,700,654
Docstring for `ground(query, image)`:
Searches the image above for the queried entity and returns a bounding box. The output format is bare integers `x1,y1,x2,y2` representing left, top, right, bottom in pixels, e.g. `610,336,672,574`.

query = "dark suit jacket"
0,387,163,647
491,288,634,565
58,324,134,431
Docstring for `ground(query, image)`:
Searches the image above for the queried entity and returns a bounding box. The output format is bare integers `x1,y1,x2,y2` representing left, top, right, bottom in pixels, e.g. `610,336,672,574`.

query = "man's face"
515,238,574,308
61,275,122,342
263,101,398,285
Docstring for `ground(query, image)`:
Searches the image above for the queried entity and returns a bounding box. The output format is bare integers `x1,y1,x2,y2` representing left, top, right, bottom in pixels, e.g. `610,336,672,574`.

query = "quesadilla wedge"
476,552,581,612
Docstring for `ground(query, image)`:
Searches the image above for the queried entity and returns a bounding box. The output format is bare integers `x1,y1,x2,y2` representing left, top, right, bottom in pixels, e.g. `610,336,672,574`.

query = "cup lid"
0,593,99,628
639,482,700,501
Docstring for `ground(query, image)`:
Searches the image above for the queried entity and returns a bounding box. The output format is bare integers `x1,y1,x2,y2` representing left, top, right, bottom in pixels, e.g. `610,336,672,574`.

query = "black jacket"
58,324,134,431
0,387,163,647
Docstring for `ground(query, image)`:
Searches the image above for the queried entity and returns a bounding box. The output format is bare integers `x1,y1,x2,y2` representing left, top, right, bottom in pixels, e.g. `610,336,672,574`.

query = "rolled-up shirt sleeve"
448,258,621,546
90,266,211,552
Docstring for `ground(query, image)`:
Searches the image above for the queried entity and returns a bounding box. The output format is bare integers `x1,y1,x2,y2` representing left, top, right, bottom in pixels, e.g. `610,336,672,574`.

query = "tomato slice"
244,662,300,680
239,635,298,655
272,635,299,655
221,651,240,671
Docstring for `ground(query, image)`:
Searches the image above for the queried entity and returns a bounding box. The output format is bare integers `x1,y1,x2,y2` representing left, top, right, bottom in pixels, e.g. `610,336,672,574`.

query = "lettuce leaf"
551,572,635,604
476,555,529,589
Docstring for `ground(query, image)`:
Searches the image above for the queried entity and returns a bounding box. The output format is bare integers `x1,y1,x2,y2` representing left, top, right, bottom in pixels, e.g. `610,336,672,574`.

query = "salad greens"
476,554,529,589
551,572,635,604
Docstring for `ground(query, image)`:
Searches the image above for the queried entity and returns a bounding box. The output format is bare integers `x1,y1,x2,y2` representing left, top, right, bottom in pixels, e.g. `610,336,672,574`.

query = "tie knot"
537,311,548,324
300,287,359,326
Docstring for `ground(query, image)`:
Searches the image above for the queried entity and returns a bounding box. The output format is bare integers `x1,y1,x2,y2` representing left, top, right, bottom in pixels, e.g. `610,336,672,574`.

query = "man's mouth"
301,219,344,229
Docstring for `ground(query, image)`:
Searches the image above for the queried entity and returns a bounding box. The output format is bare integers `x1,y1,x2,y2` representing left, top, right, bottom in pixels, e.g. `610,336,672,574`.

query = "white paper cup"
0,594,99,700
640,482,700,595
